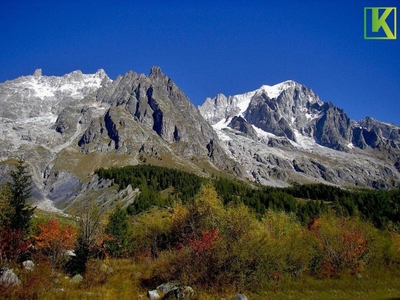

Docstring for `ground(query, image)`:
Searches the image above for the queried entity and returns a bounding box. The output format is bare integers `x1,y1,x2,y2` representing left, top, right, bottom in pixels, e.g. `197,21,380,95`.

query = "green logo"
364,7,397,39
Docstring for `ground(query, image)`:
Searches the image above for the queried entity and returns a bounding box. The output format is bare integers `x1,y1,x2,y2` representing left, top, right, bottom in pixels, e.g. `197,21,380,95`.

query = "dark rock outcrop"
246,93,296,141
228,116,257,140
315,103,352,151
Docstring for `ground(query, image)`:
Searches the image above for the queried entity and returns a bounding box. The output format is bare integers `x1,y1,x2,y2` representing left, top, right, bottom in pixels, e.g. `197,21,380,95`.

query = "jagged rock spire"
149,66,164,77
33,69,42,77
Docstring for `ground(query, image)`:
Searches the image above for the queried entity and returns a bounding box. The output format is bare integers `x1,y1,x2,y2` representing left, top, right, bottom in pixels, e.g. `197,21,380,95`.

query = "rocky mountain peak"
149,66,166,79
259,80,298,98
63,70,84,81
78,66,238,173
279,79,297,86
199,80,325,128
33,69,42,77
95,68,108,79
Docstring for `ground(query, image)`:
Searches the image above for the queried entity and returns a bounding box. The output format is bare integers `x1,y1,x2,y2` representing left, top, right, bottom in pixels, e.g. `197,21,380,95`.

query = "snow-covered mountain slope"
0,67,239,212
200,81,322,124
0,69,110,121
199,81,400,188
0,69,112,156
199,80,326,147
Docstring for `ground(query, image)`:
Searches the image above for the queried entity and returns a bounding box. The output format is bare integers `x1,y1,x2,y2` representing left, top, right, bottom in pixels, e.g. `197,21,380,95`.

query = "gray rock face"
199,80,400,154
44,170,82,204
351,127,367,149
54,107,79,135
116,184,140,208
315,103,352,151
358,117,400,148
78,67,238,172
228,116,258,140
156,283,173,294
200,93,239,125
200,80,325,143
362,128,382,149
200,80,400,188
104,108,120,149
246,93,296,141
360,117,400,138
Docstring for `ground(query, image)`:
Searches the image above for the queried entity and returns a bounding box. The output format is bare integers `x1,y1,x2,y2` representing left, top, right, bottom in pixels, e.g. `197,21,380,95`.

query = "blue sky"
0,1,399,125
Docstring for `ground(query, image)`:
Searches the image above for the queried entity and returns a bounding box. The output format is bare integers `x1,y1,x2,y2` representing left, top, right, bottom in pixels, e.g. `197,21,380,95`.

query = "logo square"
364,7,397,40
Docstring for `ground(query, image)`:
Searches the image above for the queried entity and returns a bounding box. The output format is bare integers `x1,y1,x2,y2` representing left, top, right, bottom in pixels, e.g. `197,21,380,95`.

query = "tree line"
96,164,400,229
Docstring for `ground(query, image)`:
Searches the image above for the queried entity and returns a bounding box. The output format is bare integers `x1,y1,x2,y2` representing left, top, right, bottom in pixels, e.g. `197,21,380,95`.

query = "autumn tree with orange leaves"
33,219,77,268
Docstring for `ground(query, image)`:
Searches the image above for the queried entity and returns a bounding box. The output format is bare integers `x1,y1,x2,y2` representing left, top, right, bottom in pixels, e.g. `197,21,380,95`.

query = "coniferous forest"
95,165,400,229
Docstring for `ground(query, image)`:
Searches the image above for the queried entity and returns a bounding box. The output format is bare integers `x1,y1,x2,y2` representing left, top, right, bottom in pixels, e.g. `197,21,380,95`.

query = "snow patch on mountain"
290,130,319,150
235,81,298,118
0,69,111,121
199,79,320,127
213,118,231,130
251,125,281,139
259,80,296,99
236,93,253,118
0,69,111,159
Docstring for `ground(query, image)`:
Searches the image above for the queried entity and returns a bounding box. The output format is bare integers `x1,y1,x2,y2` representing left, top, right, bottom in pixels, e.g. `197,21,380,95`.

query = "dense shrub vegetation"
1,162,400,299
129,184,400,292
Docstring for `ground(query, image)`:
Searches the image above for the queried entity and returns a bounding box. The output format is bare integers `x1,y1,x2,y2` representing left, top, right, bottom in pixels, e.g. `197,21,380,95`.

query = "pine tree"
0,184,13,228
8,157,35,235
105,205,130,257
65,237,89,276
